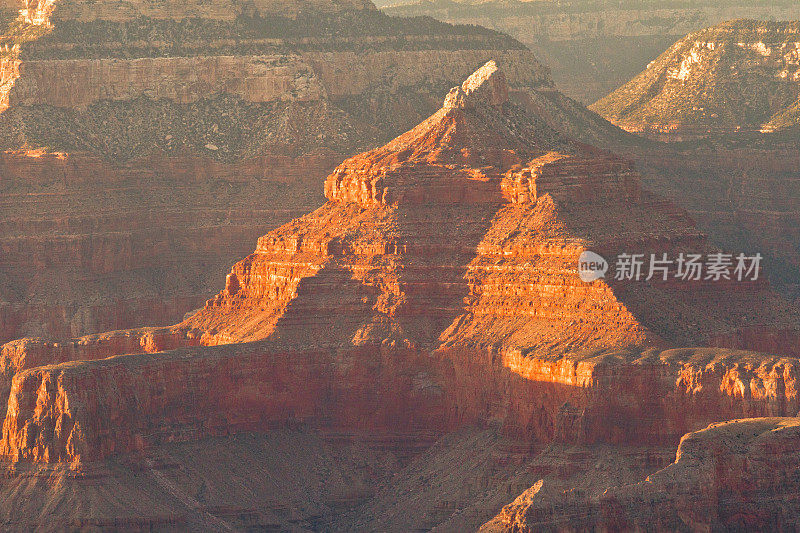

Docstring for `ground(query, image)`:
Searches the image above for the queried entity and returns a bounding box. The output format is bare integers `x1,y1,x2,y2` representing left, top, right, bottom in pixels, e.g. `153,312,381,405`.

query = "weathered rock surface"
0,0,626,344
0,426,674,531
3,63,799,466
482,417,800,531
383,0,800,104
592,20,800,138
629,143,800,308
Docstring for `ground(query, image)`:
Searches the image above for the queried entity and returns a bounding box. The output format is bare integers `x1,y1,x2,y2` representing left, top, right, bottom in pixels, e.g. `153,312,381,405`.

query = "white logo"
578,251,608,282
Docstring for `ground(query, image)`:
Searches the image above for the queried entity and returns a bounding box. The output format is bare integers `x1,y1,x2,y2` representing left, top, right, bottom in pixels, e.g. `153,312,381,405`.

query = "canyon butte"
0,0,629,345
1,61,800,531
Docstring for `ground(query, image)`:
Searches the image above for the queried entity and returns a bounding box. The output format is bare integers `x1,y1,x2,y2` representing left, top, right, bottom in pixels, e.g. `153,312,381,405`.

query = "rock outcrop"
2,62,800,465
383,0,800,104
482,417,800,531
0,0,627,344
591,20,800,138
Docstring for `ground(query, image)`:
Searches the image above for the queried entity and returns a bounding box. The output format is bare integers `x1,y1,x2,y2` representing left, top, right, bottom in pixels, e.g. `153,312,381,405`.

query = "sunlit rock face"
591,20,800,138
2,62,799,467
1,0,627,345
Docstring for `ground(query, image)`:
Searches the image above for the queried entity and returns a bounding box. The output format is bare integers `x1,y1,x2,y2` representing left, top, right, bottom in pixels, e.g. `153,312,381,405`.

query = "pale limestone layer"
10,56,327,107
7,50,551,108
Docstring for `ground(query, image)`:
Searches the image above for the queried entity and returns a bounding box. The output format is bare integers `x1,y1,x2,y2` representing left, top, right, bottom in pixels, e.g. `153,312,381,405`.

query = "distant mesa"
381,1,800,104
591,19,800,140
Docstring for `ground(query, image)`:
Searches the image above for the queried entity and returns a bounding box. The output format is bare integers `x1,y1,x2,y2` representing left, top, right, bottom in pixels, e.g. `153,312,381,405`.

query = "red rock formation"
1,0,589,345
483,417,800,531
2,62,800,465
0,149,335,344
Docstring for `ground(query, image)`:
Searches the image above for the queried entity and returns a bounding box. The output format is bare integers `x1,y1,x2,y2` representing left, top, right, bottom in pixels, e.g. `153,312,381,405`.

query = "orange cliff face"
2,62,800,465
0,0,575,344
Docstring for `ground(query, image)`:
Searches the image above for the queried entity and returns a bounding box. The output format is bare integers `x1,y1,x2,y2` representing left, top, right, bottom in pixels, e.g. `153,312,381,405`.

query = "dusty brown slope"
483,417,800,532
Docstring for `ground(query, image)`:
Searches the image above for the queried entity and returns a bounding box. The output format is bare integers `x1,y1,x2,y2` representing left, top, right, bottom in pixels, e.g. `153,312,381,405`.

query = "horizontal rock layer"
2,340,799,463
8,50,551,109
630,144,800,307
3,0,376,21
0,149,335,343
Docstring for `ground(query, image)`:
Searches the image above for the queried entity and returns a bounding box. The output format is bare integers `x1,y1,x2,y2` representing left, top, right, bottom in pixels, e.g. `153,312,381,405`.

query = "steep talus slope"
592,20,800,137
0,0,626,344
382,0,800,104
0,426,677,531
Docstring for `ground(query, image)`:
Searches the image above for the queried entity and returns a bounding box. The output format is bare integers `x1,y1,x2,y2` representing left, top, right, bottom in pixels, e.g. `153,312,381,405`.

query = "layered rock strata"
2,62,799,464
0,0,628,344
629,143,800,308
